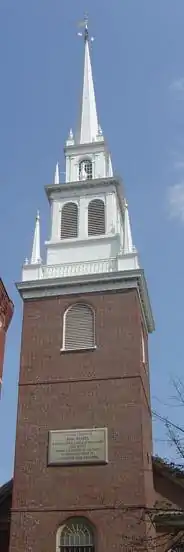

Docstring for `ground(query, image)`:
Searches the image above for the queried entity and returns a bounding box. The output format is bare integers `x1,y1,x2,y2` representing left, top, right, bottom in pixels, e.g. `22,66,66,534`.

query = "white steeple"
123,200,133,253
20,20,154,333
64,18,112,183
31,211,41,264
77,21,99,144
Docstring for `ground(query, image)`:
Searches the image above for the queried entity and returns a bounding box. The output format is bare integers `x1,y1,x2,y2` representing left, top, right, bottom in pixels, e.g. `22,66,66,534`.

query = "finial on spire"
123,199,133,254
31,210,41,264
54,162,60,185
84,14,89,42
78,14,94,43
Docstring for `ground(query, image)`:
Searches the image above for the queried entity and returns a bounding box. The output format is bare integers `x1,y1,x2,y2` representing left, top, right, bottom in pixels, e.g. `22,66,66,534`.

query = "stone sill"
60,346,97,354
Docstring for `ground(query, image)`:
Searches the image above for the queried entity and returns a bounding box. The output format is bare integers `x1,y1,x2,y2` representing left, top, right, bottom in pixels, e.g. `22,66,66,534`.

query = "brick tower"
0,278,13,398
10,19,156,552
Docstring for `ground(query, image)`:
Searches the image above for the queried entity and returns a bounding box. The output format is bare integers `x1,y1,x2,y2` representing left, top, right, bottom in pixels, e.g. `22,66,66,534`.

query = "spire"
31,211,41,264
54,162,60,185
123,201,133,254
77,18,99,144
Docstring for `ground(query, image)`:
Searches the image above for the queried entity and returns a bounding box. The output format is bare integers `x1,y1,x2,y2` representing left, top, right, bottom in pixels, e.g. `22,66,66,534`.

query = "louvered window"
79,159,92,180
57,519,95,552
61,202,78,239
88,199,105,236
63,304,95,351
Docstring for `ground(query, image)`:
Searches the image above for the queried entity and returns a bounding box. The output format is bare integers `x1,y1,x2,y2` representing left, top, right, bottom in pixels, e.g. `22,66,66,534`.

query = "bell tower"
10,19,156,552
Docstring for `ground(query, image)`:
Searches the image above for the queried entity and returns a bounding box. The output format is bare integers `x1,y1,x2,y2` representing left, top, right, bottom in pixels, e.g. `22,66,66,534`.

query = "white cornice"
16,268,154,333
64,140,106,155
45,176,119,200
45,176,125,218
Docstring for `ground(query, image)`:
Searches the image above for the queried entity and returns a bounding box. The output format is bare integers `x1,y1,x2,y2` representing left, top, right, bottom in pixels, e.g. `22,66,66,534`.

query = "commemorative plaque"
48,427,108,466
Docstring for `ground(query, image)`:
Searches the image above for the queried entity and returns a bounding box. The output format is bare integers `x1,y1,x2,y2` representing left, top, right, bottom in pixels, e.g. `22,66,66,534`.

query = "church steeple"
64,17,112,183
77,19,99,144
20,20,154,334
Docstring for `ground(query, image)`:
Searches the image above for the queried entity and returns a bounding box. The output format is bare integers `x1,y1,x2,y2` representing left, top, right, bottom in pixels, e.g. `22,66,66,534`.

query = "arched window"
56,518,95,552
61,202,78,239
88,199,105,236
79,159,92,180
63,304,95,351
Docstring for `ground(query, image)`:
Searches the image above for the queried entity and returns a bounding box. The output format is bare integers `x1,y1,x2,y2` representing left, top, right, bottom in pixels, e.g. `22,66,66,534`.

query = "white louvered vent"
61,202,78,239
88,199,105,236
63,304,95,351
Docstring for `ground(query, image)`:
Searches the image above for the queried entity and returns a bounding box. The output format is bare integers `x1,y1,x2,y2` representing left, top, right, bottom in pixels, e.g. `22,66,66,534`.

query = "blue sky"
1,0,184,484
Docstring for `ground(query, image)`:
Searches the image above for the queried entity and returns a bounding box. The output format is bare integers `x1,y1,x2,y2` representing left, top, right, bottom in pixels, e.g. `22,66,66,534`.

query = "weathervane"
77,14,94,43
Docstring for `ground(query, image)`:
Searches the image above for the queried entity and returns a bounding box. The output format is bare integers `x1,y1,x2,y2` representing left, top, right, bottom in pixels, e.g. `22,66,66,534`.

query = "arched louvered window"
61,202,78,239
56,518,95,552
63,304,95,351
88,199,105,236
79,159,92,180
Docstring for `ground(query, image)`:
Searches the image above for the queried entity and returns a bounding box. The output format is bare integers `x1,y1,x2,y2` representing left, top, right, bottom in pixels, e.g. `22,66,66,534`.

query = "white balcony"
22,258,118,282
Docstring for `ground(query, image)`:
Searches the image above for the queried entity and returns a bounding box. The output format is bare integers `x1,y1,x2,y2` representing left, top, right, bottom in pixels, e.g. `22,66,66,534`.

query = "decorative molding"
45,176,122,201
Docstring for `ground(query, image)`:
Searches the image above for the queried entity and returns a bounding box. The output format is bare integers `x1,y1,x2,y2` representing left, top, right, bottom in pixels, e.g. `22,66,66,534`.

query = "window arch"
56,518,95,552
79,159,92,180
62,303,95,351
61,202,78,239
88,199,105,236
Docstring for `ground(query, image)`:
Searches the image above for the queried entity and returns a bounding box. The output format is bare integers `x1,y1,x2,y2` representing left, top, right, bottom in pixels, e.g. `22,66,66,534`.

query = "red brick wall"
0,279,13,394
9,288,155,552
0,326,5,395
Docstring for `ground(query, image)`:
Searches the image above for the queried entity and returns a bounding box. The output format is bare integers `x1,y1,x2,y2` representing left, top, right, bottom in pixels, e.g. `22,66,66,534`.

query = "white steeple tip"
66,128,74,146
77,19,99,144
31,210,41,264
123,200,133,254
54,162,60,185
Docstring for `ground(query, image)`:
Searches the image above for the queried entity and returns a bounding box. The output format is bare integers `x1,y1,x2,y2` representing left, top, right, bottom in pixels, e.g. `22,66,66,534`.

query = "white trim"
141,327,146,364
60,346,97,353
45,232,116,247
56,525,65,552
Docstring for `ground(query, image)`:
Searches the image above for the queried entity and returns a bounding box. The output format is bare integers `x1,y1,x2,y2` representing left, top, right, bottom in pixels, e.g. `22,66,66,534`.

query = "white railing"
42,258,117,279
